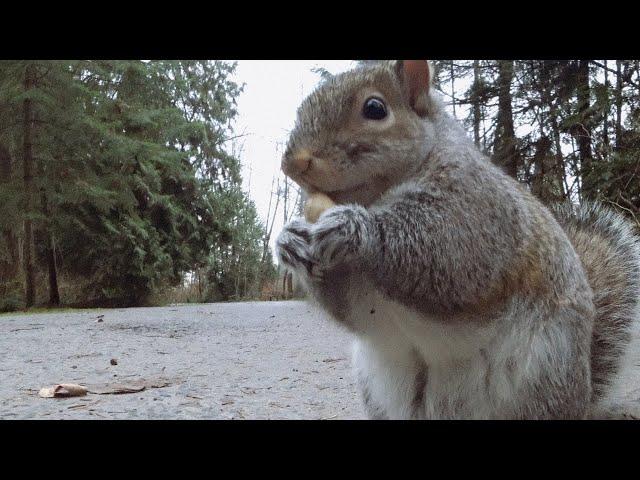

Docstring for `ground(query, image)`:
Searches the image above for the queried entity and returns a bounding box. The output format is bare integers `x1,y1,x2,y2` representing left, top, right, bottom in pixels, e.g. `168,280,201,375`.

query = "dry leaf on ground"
38,384,88,398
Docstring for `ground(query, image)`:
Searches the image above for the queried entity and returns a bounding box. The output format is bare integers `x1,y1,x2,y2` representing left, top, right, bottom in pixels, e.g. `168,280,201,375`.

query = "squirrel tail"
553,201,640,401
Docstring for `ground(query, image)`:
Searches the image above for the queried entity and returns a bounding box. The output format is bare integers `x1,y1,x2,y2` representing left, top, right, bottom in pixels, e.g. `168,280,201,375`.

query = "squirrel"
275,60,640,419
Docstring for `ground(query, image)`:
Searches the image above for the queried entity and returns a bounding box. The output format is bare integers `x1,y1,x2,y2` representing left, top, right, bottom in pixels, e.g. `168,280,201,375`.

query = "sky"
229,60,355,255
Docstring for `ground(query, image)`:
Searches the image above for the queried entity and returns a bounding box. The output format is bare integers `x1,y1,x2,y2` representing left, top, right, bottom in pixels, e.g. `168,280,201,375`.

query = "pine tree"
0,60,269,309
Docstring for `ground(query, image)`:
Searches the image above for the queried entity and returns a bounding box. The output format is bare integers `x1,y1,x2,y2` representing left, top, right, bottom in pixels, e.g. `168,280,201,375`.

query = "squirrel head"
282,60,438,206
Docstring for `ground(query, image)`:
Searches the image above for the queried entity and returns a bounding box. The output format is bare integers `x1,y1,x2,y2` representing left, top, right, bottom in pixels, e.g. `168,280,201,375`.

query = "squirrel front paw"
310,205,376,272
276,219,315,277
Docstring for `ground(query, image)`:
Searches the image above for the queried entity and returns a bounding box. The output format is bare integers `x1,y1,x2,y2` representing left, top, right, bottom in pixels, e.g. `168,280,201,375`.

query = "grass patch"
0,306,105,318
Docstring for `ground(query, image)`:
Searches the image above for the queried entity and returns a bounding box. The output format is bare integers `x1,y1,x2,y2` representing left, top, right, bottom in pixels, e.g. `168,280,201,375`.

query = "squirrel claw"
276,219,315,277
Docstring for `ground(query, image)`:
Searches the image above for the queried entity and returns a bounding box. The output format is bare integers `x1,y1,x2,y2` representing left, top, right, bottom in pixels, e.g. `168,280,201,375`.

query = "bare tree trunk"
493,60,519,179
47,234,60,305
282,270,287,299
450,62,456,119
22,64,36,308
286,271,293,298
39,153,60,306
531,136,557,203
472,61,481,147
603,60,609,155
2,231,19,279
550,117,567,201
575,60,595,199
261,175,275,265
297,188,306,217
283,175,289,225
261,175,280,265
0,144,19,280
536,61,566,202
615,60,623,149
197,267,202,301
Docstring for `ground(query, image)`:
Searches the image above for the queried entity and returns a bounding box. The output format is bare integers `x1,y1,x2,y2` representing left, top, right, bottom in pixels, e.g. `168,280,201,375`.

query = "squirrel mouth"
298,178,371,206
292,173,357,196
288,169,383,206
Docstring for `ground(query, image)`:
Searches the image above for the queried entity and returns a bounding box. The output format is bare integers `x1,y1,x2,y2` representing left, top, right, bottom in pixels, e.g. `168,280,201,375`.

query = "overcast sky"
230,60,355,254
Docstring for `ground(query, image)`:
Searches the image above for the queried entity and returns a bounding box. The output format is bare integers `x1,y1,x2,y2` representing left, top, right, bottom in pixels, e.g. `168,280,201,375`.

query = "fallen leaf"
39,383,88,398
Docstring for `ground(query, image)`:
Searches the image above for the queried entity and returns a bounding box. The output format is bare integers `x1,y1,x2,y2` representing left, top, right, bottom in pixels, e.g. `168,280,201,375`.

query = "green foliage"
0,280,22,312
205,186,271,301
0,60,273,308
433,60,640,222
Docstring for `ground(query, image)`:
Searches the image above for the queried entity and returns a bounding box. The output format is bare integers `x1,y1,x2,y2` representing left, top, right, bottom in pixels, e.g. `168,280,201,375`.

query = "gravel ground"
2,300,640,420
0,301,365,420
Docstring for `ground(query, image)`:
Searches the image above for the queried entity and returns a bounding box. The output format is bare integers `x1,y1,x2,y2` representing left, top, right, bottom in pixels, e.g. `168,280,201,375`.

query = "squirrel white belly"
276,60,640,419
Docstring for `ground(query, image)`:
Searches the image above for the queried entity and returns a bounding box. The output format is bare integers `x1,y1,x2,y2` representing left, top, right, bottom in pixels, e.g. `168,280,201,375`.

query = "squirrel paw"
310,205,374,272
276,219,315,277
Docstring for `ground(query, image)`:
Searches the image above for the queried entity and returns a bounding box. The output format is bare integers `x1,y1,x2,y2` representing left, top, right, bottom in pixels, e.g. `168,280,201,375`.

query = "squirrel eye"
362,97,387,120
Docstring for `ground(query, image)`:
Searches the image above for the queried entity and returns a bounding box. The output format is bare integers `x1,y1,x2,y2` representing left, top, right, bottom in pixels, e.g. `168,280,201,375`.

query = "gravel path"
0,301,365,419
3,300,640,420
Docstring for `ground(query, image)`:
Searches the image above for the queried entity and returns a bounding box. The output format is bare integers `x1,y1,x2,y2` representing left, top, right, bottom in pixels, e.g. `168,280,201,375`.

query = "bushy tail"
552,202,640,401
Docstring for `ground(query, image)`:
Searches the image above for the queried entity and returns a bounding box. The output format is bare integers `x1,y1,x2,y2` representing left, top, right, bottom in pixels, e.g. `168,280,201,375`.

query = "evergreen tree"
0,60,272,310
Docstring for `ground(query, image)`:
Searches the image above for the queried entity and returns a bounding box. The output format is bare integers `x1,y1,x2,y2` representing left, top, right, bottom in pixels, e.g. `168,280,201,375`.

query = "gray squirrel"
275,60,640,419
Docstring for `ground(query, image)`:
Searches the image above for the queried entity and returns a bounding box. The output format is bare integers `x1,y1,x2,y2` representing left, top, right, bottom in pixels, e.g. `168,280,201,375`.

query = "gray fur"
276,61,640,419
552,202,640,401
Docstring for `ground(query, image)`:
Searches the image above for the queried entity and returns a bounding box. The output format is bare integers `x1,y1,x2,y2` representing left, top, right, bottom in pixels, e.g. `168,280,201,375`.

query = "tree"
574,60,595,200
21,63,36,307
0,60,270,309
493,60,519,179
431,59,639,222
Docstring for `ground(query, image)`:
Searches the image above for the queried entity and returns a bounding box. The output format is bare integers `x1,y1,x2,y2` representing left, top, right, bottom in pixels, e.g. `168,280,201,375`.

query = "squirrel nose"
282,149,312,177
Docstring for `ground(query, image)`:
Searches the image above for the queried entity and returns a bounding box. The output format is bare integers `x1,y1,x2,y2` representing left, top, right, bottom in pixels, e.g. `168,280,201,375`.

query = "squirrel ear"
395,60,433,117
